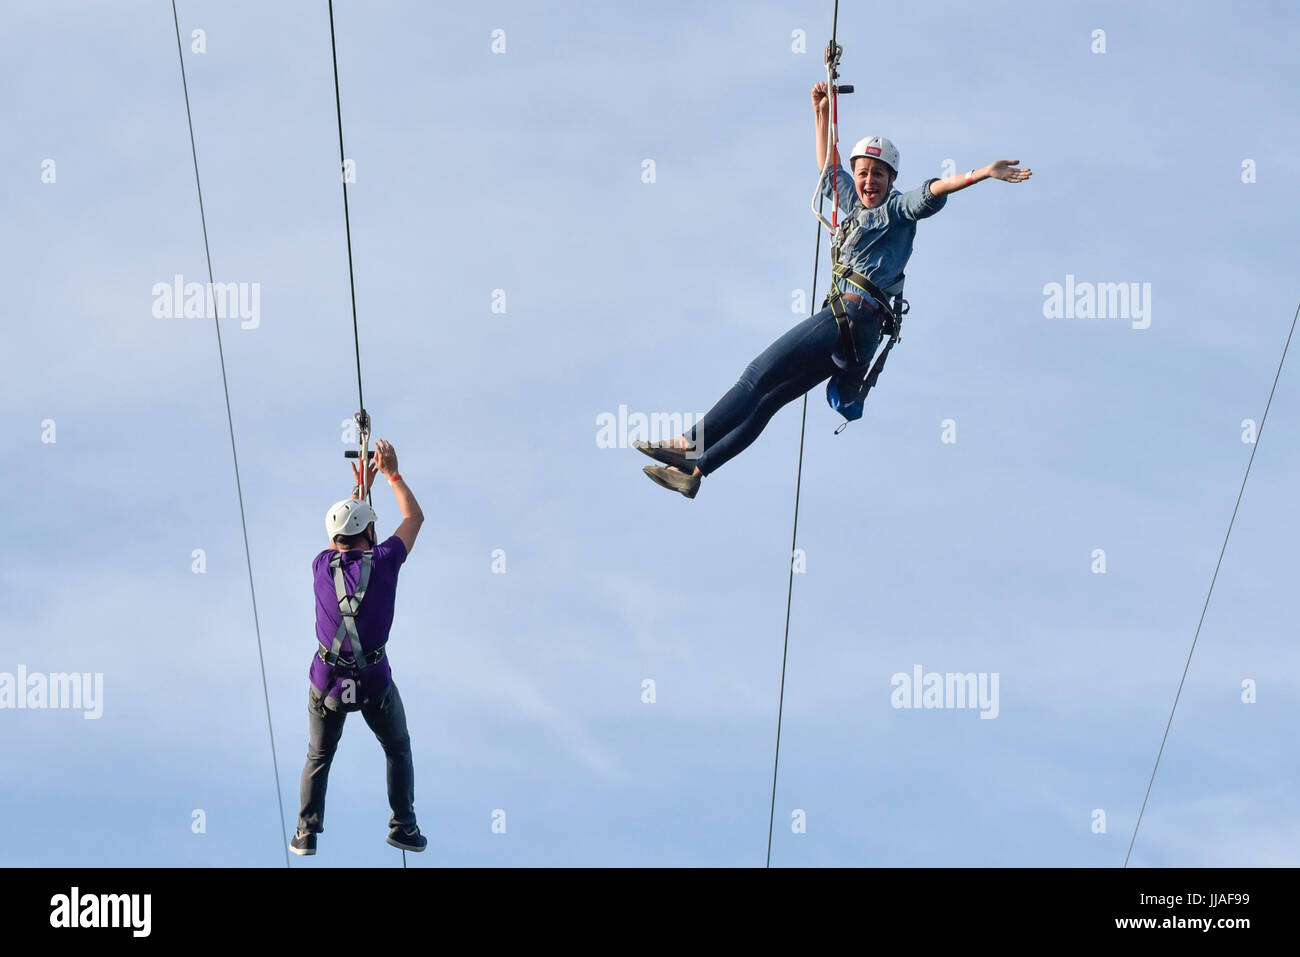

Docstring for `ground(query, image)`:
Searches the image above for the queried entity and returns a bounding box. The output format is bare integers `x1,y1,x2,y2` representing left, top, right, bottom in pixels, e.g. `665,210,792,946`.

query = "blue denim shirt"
820,164,947,295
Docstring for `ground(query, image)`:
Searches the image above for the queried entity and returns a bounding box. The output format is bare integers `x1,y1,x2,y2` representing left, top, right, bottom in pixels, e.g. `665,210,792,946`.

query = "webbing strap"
832,263,895,314
317,643,386,667
825,256,898,366
326,549,373,666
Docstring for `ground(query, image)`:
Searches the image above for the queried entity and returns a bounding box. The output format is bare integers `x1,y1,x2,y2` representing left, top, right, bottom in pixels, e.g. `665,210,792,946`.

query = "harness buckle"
317,644,386,670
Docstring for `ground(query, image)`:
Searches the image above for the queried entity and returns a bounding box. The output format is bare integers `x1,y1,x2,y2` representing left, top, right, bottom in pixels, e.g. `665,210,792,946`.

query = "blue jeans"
686,298,883,476
297,680,416,834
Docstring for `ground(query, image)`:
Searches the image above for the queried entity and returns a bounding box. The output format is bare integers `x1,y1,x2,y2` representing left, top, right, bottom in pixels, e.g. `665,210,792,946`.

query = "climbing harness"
316,545,386,713
824,270,908,434
812,40,911,433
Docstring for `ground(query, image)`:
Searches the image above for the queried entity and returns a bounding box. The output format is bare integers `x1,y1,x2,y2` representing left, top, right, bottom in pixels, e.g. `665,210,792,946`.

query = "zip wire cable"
170,0,290,868
1124,298,1299,868
327,0,366,420
766,0,840,870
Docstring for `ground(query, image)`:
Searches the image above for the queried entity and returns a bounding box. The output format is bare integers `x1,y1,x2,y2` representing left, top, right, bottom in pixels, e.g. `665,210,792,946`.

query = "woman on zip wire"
637,80,1030,498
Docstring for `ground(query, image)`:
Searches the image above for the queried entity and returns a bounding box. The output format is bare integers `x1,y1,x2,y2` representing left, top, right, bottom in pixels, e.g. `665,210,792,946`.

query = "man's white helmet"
326,498,377,539
849,136,899,176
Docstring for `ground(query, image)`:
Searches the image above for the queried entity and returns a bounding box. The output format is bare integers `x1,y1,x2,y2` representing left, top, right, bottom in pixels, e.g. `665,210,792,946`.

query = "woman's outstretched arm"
929,159,1032,197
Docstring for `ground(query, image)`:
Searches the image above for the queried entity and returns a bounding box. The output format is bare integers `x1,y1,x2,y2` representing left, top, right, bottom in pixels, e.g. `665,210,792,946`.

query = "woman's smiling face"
852,156,895,208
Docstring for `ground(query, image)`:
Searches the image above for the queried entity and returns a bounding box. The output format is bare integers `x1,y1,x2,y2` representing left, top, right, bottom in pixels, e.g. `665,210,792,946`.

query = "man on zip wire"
291,437,427,856
637,79,1031,498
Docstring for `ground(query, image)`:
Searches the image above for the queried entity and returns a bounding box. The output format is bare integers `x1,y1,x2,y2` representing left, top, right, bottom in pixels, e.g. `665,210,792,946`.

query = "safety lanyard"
343,409,373,502
811,42,854,246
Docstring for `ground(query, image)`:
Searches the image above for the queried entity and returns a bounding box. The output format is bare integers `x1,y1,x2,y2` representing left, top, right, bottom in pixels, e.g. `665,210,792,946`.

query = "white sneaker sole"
386,836,426,852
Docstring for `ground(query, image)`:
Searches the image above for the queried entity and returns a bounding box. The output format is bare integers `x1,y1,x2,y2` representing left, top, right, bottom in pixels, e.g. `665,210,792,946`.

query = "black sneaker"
386,824,427,852
290,830,317,856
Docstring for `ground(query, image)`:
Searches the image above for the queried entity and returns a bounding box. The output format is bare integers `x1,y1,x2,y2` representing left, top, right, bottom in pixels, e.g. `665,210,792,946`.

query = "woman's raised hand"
812,81,829,114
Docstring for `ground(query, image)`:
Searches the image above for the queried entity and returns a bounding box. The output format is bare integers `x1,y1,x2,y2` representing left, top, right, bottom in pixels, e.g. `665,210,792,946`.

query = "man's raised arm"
374,438,423,556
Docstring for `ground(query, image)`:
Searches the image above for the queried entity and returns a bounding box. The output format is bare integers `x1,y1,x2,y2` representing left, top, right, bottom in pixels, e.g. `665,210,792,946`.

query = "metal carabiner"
824,40,843,74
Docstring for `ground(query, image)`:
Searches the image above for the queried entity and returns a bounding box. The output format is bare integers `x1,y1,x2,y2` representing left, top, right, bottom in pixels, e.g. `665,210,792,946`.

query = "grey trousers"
297,680,416,834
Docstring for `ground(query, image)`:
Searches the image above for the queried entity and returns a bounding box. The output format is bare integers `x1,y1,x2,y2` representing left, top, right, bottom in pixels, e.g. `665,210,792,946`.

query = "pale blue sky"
3,0,1298,867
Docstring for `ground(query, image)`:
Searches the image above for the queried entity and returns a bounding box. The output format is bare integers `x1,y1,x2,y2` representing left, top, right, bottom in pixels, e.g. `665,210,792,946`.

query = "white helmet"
326,498,377,539
849,136,899,176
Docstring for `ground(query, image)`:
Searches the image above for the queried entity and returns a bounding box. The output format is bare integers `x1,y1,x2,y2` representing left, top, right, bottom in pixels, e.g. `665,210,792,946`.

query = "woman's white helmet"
849,136,899,176
326,498,377,539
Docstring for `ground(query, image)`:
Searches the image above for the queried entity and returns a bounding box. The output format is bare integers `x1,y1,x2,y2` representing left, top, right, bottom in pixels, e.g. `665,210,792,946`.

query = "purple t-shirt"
310,534,407,706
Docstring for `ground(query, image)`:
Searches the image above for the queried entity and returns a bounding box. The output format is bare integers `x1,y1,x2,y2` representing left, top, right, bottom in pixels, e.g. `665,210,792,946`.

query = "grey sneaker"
643,465,701,499
632,439,698,473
